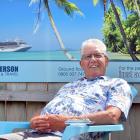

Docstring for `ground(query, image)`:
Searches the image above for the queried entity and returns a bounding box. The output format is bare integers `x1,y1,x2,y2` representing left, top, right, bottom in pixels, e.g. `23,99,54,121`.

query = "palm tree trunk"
110,0,139,61
43,0,75,60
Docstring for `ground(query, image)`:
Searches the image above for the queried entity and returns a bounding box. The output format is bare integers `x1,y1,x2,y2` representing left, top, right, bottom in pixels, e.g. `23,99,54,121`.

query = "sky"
0,0,123,51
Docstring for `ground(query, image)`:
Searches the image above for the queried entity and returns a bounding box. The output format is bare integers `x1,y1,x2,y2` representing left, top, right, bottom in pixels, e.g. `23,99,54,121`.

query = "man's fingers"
30,116,49,129
35,122,50,128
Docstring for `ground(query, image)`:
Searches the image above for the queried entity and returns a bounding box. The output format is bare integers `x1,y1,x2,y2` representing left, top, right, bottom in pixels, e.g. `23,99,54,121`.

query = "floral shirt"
41,76,132,139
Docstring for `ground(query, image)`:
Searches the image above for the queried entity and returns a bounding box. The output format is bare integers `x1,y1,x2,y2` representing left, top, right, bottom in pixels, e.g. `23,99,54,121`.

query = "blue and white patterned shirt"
41,76,132,139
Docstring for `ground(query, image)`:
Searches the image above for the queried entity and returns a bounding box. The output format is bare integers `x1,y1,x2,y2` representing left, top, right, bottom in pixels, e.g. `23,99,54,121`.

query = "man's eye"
94,54,102,58
86,55,91,58
83,55,92,60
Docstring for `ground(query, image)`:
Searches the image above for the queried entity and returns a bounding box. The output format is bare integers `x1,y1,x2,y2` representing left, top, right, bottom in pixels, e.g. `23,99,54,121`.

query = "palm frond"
54,0,83,17
63,2,83,17
55,0,66,7
92,0,99,6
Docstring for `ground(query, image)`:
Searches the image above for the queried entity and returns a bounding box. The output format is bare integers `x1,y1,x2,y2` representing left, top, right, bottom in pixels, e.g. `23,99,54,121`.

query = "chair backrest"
130,85,138,100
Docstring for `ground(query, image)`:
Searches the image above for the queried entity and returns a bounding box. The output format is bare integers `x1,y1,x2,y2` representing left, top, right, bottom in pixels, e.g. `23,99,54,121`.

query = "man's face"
80,43,108,78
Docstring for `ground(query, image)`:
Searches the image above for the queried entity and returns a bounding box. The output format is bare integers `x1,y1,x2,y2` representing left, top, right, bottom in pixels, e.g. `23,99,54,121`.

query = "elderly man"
0,39,132,140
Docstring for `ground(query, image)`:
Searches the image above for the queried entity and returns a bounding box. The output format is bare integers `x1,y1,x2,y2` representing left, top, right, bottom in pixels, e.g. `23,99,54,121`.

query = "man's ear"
80,60,82,68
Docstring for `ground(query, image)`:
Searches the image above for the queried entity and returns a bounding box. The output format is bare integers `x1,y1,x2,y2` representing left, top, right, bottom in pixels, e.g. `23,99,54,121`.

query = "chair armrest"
0,120,124,140
0,121,30,135
62,120,124,140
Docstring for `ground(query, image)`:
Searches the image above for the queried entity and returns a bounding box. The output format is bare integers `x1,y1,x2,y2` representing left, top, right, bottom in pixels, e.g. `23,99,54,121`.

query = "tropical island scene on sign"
0,0,139,61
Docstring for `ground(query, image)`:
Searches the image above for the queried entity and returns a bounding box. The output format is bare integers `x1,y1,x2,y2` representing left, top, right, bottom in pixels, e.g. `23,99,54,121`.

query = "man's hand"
30,114,69,133
30,115,51,133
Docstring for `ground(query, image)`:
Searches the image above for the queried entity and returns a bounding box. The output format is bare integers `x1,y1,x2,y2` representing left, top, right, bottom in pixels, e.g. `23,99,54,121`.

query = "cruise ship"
0,40,31,52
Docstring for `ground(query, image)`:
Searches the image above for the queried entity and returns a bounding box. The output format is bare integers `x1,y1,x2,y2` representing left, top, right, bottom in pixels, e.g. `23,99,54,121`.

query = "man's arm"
30,106,121,132
80,106,121,124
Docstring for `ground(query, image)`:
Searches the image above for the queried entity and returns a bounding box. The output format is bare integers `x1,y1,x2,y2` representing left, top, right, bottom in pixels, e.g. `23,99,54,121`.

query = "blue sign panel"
0,61,140,83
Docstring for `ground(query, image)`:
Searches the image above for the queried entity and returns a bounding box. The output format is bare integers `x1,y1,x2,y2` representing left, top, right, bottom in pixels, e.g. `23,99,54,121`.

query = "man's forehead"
83,45,104,53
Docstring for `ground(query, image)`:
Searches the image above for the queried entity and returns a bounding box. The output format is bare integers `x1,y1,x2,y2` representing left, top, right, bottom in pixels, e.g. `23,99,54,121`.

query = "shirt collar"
80,76,108,81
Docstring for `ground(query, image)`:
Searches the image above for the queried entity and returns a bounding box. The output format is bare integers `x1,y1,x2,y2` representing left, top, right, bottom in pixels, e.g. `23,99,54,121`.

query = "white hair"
80,39,108,56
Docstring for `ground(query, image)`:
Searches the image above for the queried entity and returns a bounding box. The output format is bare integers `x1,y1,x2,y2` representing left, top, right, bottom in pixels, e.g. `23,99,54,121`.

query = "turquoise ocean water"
0,51,135,61
0,51,81,61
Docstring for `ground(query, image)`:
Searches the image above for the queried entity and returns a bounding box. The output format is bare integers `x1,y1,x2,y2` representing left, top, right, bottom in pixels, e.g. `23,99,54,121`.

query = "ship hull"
0,47,31,52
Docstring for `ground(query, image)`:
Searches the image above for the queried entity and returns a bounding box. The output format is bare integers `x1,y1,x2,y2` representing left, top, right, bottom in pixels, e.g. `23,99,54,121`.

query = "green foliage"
103,3,140,54
136,39,140,52
124,0,139,12
103,6,127,53
124,13,140,52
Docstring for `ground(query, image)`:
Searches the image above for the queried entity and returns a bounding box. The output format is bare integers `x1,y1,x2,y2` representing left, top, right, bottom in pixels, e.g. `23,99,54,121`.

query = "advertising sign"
0,1,139,83
0,61,140,83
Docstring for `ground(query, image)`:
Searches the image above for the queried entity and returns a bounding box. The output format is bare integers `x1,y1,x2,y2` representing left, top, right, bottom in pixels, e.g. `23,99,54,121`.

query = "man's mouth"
90,65,98,68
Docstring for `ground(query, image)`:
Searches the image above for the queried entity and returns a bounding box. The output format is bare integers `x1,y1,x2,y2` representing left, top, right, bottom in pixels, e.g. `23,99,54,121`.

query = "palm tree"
30,0,82,60
124,0,140,18
134,0,140,18
93,0,139,61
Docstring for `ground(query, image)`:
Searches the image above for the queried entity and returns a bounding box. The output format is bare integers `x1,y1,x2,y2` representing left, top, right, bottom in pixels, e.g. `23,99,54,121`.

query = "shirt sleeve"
106,78,133,121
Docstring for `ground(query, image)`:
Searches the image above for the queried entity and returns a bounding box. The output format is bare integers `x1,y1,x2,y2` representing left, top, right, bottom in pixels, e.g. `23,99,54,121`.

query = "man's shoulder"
102,76,126,82
110,77,128,83
101,76,128,87
107,77,129,89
